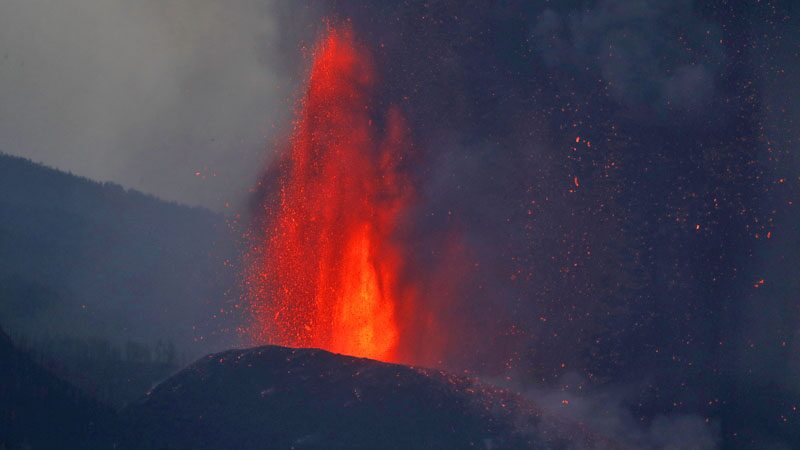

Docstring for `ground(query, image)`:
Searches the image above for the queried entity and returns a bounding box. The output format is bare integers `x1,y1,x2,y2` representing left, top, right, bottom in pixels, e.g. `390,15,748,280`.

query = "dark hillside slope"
122,346,597,450
0,153,239,356
0,326,118,449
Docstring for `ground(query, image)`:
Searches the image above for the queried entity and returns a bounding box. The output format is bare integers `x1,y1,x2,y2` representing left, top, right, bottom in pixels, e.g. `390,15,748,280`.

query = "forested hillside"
0,153,241,360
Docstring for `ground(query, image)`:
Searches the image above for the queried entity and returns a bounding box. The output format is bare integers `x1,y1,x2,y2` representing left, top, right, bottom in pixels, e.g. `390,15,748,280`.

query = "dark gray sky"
0,0,303,210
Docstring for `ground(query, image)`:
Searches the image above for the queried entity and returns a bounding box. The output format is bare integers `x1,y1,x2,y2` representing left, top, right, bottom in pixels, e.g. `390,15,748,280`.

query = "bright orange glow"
328,223,398,358
246,26,417,362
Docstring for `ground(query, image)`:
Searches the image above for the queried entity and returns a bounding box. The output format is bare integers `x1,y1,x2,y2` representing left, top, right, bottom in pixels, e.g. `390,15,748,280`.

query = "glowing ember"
247,26,416,362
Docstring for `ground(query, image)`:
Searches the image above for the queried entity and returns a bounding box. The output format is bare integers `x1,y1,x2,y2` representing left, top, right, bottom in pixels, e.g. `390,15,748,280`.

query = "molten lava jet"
247,27,419,363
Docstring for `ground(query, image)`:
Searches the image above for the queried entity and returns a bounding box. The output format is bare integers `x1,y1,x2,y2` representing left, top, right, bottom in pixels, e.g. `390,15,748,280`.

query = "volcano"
120,345,595,450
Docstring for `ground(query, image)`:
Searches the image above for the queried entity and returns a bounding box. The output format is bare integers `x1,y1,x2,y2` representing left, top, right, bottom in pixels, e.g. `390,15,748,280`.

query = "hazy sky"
0,0,307,210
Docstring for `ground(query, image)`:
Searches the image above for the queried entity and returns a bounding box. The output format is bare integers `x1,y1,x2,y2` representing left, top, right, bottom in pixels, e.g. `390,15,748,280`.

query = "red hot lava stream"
247,26,423,363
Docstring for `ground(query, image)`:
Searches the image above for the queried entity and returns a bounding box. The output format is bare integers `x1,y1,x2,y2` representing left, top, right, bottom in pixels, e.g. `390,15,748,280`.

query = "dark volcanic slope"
0,326,117,449
122,346,586,450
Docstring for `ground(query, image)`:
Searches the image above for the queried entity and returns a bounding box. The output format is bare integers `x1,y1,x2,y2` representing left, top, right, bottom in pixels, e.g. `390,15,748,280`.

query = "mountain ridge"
0,152,242,407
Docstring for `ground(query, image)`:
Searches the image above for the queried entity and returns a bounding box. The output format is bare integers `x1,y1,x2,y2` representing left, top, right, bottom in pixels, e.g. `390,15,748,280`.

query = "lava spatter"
247,26,417,363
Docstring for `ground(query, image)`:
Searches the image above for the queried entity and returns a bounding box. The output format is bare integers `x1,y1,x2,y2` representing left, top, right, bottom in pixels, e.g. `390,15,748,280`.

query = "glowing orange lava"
247,26,416,362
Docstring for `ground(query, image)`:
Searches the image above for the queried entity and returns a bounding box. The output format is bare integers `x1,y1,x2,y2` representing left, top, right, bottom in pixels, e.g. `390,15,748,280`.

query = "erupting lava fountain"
246,26,446,364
